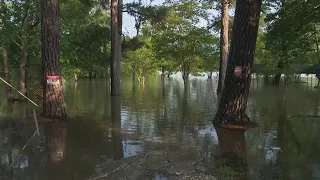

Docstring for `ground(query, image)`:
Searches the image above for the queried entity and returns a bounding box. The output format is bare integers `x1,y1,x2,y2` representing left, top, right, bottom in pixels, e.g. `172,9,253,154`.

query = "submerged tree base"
214,114,258,130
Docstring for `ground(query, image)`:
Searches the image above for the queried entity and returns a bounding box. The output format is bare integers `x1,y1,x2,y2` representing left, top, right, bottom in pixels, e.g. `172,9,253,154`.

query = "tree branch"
207,20,219,30
122,9,143,15
14,40,22,48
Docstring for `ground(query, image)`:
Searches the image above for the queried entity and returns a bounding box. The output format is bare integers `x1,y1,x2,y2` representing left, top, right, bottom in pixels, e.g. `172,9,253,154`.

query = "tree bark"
1,0,13,101
20,36,28,98
41,0,67,119
217,0,230,93
110,0,121,96
214,0,262,126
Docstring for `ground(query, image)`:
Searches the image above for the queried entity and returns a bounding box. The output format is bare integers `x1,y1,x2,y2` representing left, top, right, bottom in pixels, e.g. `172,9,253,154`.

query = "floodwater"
0,75,320,179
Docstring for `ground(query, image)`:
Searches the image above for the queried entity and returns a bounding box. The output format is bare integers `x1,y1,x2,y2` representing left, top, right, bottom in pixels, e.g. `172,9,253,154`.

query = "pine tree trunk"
1,0,13,101
214,0,262,126
20,37,28,98
217,0,229,93
41,0,67,119
110,0,120,96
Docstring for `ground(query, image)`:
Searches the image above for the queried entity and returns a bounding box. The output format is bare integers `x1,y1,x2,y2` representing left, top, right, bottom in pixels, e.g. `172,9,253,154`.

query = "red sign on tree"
234,66,242,77
46,76,60,85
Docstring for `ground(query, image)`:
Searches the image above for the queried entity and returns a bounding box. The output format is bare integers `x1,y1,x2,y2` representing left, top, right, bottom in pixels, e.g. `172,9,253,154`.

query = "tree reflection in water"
44,121,67,164
216,127,248,180
111,96,123,160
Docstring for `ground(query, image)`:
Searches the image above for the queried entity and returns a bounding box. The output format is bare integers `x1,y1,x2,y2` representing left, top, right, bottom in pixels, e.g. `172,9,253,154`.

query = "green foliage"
145,0,219,76
265,0,320,71
60,0,111,78
216,166,237,180
123,38,158,84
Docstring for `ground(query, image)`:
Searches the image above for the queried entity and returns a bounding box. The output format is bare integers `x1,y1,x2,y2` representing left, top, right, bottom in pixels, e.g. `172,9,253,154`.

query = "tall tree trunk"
41,0,67,119
1,0,13,101
217,0,229,93
110,0,120,96
161,66,165,79
20,36,28,98
214,0,262,126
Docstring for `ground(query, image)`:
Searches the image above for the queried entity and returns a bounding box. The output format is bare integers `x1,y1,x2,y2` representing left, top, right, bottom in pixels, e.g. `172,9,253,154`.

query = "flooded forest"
0,0,320,179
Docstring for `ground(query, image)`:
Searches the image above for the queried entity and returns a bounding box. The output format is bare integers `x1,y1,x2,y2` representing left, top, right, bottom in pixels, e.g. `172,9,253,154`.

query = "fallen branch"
287,115,320,118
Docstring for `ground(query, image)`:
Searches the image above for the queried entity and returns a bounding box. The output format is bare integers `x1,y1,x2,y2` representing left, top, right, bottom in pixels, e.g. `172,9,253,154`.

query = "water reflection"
44,122,67,164
216,127,248,180
0,77,320,179
111,96,123,160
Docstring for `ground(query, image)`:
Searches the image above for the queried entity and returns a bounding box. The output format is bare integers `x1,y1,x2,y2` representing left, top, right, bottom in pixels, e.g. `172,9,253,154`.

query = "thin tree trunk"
142,76,145,87
110,0,120,96
74,72,78,83
89,71,92,79
161,66,165,79
132,69,136,84
20,37,28,97
273,61,284,86
264,73,269,84
41,0,67,119
214,0,262,126
93,70,97,78
1,0,13,101
217,0,229,93
315,29,319,64
182,63,189,85
207,72,213,79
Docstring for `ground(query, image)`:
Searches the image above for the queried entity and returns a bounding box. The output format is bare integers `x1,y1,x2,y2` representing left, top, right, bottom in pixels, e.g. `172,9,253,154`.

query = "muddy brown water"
0,76,320,179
